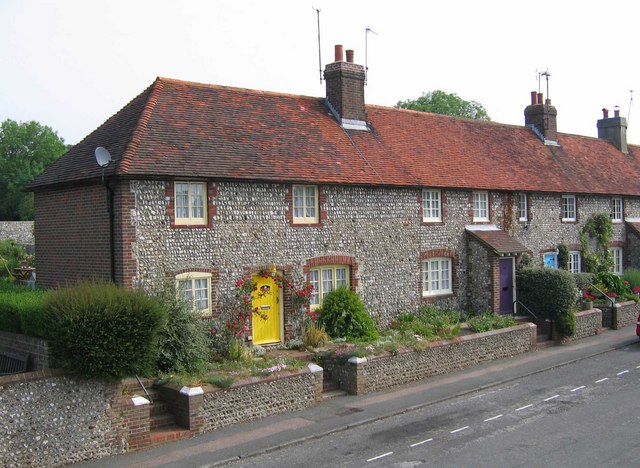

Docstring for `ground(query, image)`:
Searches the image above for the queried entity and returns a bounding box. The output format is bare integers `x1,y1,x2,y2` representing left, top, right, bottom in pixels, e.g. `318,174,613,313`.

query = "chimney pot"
346,49,354,63
537,93,543,105
602,108,609,119
614,106,620,118
530,91,537,105
334,44,344,62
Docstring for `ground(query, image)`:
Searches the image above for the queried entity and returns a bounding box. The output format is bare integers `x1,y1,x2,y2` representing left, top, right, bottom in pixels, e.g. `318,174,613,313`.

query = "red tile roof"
30,77,640,196
466,229,529,255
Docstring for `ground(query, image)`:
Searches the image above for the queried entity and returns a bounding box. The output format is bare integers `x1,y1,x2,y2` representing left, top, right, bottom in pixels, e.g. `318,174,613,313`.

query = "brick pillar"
177,386,205,431
126,395,151,449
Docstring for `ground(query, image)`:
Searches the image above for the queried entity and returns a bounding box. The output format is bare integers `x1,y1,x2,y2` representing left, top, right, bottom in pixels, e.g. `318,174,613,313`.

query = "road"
224,343,640,467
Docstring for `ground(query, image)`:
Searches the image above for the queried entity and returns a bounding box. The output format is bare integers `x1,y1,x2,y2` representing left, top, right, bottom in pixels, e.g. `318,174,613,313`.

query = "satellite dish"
94,147,112,168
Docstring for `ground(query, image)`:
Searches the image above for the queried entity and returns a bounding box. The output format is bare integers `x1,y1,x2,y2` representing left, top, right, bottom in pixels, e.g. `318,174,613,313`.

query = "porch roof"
465,227,529,256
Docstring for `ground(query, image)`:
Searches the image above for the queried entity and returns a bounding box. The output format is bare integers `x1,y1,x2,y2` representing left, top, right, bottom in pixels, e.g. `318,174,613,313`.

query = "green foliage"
42,282,168,379
396,90,491,121
318,287,378,341
580,213,614,273
0,119,67,220
205,375,235,388
302,322,330,348
389,307,463,340
0,239,27,278
517,268,576,338
593,271,627,296
556,244,569,270
152,281,212,375
467,313,516,333
555,310,576,338
623,268,640,290
0,282,47,335
573,272,595,292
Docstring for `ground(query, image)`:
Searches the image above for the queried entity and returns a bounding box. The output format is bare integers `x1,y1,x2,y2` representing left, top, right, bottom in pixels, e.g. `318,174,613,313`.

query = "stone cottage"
29,45,640,345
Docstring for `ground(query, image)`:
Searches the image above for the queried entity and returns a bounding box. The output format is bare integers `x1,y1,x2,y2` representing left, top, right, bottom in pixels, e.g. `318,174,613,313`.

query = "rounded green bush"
318,286,378,341
42,282,168,379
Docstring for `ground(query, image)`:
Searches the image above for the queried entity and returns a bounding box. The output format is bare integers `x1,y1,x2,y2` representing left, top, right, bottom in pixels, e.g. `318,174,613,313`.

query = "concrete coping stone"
180,386,204,396
348,356,367,365
307,363,323,373
131,395,150,406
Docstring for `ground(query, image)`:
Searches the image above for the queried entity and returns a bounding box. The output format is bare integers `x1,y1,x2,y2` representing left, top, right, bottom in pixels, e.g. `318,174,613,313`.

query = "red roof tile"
30,77,640,196
466,229,529,255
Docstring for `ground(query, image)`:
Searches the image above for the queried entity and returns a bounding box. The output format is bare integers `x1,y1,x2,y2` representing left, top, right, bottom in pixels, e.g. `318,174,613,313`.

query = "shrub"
417,306,463,338
555,309,576,338
0,240,27,278
623,268,640,291
594,271,627,296
0,284,47,335
318,287,378,341
467,312,516,333
573,272,595,292
517,268,576,323
151,281,211,375
42,282,168,379
303,322,330,348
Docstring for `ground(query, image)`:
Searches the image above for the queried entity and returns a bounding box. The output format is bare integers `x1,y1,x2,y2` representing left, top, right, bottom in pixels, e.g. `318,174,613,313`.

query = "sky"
2,0,640,146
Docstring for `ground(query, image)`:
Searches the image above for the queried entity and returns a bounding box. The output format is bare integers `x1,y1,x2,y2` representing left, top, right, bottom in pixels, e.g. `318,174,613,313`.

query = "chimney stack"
324,44,367,130
597,105,628,154
524,91,558,143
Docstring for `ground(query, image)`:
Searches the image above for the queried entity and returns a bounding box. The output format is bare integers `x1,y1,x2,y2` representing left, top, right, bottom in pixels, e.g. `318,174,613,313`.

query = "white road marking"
617,370,629,376
409,438,433,447
636,365,640,369
595,378,609,383
367,452,393,462
571,385,586,392
544,395,559,402
515,404,533,412
483,414,503,422
450,426,469,434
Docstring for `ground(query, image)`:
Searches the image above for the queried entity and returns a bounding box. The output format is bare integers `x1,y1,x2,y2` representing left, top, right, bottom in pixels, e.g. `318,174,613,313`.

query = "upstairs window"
176,272,211,313
422,189,442,222
293,185,319,224
568,251,582,273
610,247,623,275
518,193,528,222
309,265,349,308
175,182,207,225
472,191,489,222
562,194,576,222
612,197,623,223
422,257,452,296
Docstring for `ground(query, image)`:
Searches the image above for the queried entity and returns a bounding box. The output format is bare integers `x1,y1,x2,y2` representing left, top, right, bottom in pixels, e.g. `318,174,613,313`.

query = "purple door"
499,258,514,314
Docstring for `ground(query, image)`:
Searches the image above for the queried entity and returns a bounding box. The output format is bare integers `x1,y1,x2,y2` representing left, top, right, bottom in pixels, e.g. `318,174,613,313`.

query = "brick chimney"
324,44,367,130
524,91,558,143
597,106,628,154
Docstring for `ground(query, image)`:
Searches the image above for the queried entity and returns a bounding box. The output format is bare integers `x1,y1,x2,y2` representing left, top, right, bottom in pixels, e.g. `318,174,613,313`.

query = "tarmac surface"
75,326,640,467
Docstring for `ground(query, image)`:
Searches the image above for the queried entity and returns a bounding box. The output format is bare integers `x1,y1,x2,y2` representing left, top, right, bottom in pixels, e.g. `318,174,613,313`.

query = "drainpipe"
105,181,116,284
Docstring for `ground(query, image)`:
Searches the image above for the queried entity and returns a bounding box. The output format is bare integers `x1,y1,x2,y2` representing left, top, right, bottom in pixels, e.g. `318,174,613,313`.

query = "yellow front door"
252,275,281,345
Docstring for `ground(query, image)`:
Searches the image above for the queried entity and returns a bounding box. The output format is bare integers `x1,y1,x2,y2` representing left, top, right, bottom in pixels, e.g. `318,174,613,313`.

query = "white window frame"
518,193,528,222
422,257,452,297
176,272,212,313
561,194,576,222
568,251,581,273
610,247,623,275
175,181,207,225
292,185,319,224
422,189,442,222
612,197,623,223
472,191,489,222
309,265,349,309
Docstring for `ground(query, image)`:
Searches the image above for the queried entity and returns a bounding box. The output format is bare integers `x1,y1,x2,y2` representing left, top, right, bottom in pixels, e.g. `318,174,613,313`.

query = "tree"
0,119,67,220
396,90,491,121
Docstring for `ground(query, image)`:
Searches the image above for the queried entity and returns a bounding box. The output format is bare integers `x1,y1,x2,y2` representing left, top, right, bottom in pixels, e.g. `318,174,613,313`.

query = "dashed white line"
595,378,609,383
544,395,559,402
636,365,640,369
617,370,629,376
571,385,586,392
483,414,503,422
515,404,533,412
409,438,433,448
367,452,393,462
450,426,469,434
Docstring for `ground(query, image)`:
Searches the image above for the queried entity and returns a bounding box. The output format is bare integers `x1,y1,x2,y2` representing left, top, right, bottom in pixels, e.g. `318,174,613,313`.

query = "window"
175,182,207,225
176,272,211,313
472,191,489,222
422,258,452,296
309,265,349,308
612,197,623,223
422,189,442,222
561,194,576,222
293,185,319,224
610,247,623,275
543,252,557,269
518,193,528,222
568,251,581,273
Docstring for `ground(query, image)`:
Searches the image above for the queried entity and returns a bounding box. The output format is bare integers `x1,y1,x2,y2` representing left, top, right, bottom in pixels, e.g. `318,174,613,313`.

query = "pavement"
76,326,640,468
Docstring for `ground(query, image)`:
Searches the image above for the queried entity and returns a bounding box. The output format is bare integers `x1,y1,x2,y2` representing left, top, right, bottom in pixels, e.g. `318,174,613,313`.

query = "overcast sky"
2,0,639,146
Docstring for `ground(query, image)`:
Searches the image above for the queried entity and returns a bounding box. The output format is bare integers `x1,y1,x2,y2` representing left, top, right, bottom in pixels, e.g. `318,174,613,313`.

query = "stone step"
322,389,348,400
149,426,192,446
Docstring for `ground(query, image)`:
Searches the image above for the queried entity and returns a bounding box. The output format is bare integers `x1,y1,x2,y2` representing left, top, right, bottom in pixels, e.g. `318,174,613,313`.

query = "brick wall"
0,330,53,371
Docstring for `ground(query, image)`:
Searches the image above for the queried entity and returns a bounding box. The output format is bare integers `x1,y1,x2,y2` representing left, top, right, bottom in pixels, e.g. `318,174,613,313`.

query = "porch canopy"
465,226,529,256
